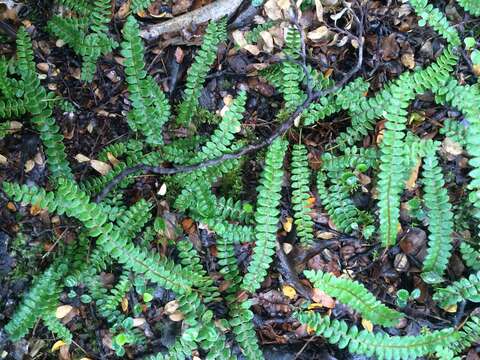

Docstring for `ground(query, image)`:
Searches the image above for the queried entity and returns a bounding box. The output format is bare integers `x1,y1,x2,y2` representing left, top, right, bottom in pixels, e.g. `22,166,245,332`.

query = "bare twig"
94,3,365,203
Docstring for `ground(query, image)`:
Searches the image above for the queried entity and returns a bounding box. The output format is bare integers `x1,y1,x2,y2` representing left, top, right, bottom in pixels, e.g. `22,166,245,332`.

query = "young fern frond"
305,270,403,327
294,311,460,360
242,138,288,293
291,144,314,246
409,0,461,46
456,0,480,16
121,16,170,145
460,242,480,271
433,270,480,308
420,141,454,284
177,19,227,125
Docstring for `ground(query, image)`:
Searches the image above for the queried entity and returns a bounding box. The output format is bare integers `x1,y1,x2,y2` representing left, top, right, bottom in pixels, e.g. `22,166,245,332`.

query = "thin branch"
94,4,365,203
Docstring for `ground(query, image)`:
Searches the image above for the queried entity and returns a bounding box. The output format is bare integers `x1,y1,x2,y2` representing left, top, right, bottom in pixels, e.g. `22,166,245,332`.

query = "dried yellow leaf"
361,318,373,332
106,152,120,166
90,160,112,176
444,304,457,313
51,340,66,352
283,217,293,233
282,285,297,300
55,305,73,319
75,154,90,163
121,297,128,313
307,303,323,310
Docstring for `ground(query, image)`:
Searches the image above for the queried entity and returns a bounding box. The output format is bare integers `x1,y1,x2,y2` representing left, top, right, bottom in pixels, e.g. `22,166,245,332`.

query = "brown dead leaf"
264,0,283,20
75,154,90,163
232,30,247,48
260,31,274,53
405,159,421,190
106,152,120,167
90,160,112,175
315,0,324,21
164,300,179,314
24,159,35,173
169,311,184,321
121,297,129,313
307,26,331,41
381,34,400,61
244,44,260,55
401,53,415,69
311,288,335,308
59,344,71,360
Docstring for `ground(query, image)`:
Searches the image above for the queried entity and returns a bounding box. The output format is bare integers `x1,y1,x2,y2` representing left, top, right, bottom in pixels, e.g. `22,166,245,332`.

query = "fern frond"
55,0,93,16
43,312,73,343
47,16,88,52
177,239,220,303
433,270,480,308
131,0,155,12
460,242,480,271
409,0,461,46
456,0,480,16
4,263,67,341
377,73,415,247
177,19,227,125
295,311,460,360
291,144,314,246
0,98,28,118
121,16,170,145
420,141,454,284
439,119,467,147
305,270,403,327
242,138,288,293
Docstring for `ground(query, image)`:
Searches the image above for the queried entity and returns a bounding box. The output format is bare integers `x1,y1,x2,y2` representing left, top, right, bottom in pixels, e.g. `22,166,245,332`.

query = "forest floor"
0,0,480,359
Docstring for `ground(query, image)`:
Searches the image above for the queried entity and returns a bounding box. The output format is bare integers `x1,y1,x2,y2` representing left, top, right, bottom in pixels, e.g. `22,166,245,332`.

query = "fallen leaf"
30,204,42,216
157,183,167,196
75,154,90,163
264,0,283,20
175,47,185,63
401,53,415,69
307,26,330,41
362,318,373,332
90,160,112,175
307,303,323,310
132,318,146,327
381,34,400,61
260,31,274,53
282,285,297,299
121,297,128,312
244,44,260,55
283,242,293,254
282,217,293,232
232,30,247,47
164,300,179,314
169,311,184,321
444,304,457,313
317,231,335,240
315,0,323,22
405,159,421,190
442,137,463,156
0,154,7,164
51,340,66,352
106,152,120,166
276,0,290,10
24,159,35,173
311,288,335,308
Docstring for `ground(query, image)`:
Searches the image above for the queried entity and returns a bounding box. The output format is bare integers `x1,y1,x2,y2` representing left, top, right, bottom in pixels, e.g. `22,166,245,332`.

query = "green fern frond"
439,119,467,147
4,263,67,341
295,311,460,360
460,242,480,271
131,0,155,12
177,239,220,303
420,141,454,284
55,0,93,16
47,16,88,51
0,98,28,118
377,73,415,247
433,270,480,308
121,16,170,145
305,270,403,327
409,0,461,46
456,0,480,16
177,19,227,125
242,138,287,293
43,312,73,343
291,144,314,246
